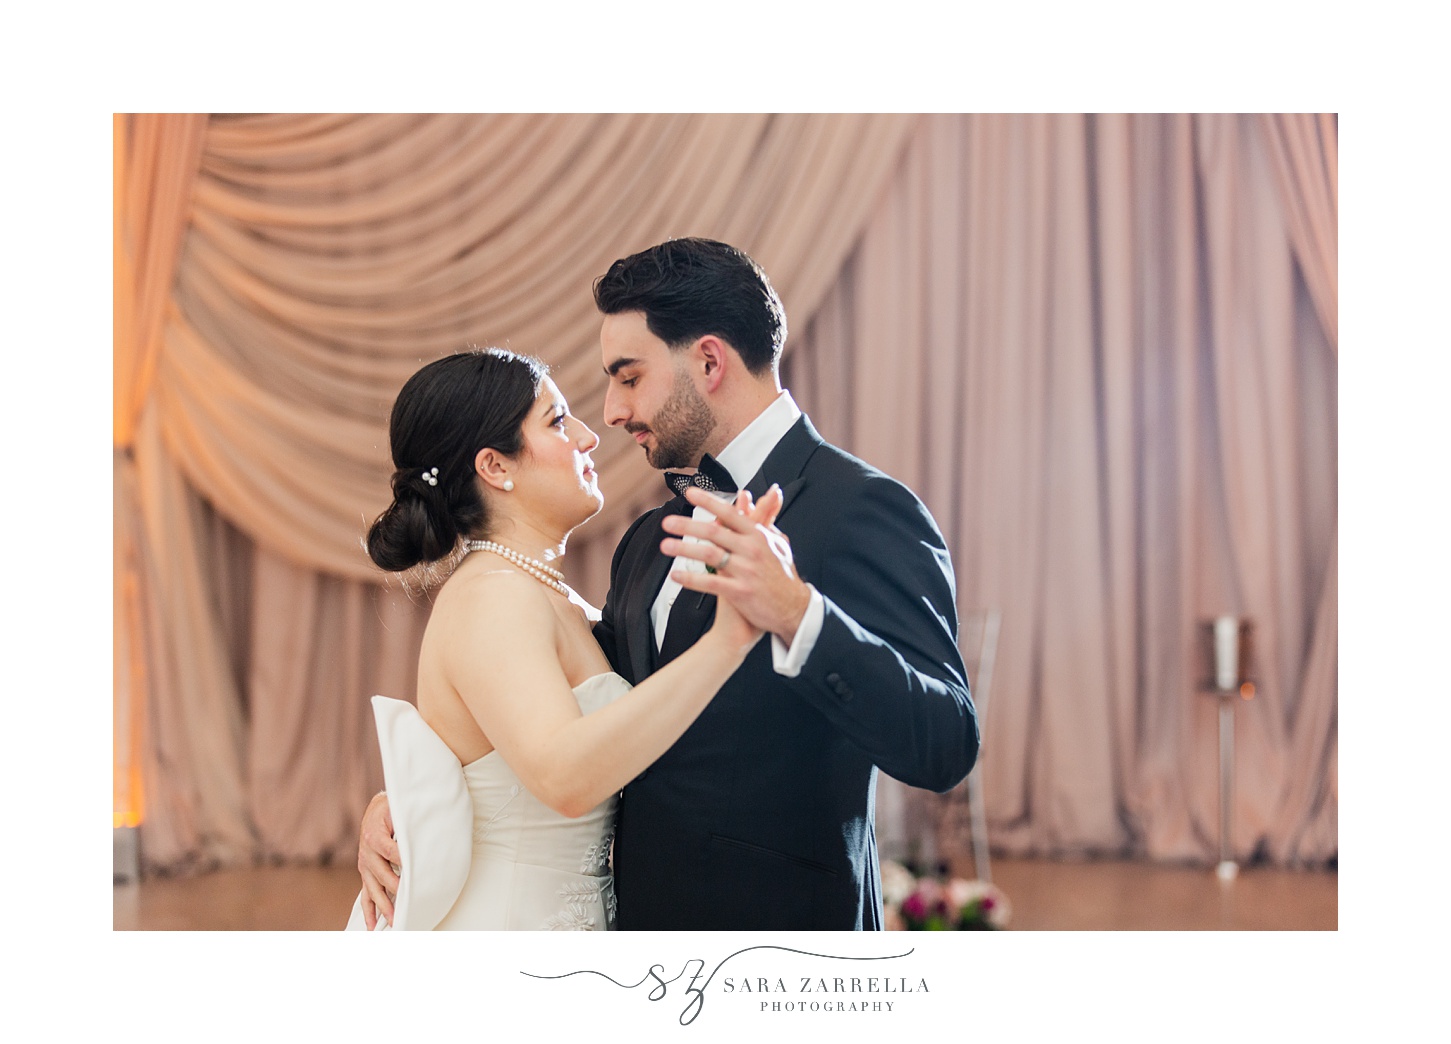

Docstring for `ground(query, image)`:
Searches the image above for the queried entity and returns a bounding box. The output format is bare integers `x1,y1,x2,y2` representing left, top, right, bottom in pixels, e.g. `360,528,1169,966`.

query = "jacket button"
826,672,841,686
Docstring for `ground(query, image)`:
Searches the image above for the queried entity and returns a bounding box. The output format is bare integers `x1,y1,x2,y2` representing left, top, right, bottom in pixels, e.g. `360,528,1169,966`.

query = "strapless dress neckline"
460,672,628,772
345,672,631,931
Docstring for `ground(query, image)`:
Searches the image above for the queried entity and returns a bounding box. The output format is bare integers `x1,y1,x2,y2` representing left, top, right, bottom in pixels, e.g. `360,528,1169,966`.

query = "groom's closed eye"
604,357,642,383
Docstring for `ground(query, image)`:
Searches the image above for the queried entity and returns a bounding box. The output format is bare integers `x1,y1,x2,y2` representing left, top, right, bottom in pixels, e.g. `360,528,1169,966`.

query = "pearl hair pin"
422,467,439,486
463,539,568,596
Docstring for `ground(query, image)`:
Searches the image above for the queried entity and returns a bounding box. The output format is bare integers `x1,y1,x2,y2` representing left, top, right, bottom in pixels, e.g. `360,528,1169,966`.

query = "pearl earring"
503,479,515,492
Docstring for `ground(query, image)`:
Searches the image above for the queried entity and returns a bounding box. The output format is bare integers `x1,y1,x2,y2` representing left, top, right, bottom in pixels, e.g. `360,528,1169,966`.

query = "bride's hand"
704,489,779,650
708,581,763,651
358,791,399,929
665,485,811,645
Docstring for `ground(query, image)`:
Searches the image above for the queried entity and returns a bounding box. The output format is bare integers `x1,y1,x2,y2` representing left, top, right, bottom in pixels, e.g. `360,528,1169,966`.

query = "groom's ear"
474,447,513,491
695,335,730,394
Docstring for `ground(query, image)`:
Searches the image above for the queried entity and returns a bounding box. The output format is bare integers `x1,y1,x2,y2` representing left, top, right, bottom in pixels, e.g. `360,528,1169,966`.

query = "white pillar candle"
1214,615,1240,691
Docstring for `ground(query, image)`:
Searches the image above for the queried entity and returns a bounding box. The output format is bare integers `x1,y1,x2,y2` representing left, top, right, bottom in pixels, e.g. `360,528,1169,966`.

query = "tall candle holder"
1200,616,1255,881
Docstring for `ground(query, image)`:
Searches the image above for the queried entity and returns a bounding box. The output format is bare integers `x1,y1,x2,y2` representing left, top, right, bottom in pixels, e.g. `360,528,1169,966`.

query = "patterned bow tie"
664,453,738,499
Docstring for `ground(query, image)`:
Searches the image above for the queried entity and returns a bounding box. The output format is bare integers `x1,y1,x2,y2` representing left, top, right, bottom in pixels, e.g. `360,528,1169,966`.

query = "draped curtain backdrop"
114,113,1336,874
786,114,1336,866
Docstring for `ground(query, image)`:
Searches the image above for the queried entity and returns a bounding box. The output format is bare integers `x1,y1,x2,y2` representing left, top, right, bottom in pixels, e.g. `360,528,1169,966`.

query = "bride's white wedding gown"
346,672,629,931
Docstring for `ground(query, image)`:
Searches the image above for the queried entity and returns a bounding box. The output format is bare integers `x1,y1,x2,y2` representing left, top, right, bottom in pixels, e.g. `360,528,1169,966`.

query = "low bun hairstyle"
366,348,548,574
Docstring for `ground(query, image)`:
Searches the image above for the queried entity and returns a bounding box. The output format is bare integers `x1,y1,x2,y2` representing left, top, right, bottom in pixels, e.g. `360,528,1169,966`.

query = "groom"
360,238,978,929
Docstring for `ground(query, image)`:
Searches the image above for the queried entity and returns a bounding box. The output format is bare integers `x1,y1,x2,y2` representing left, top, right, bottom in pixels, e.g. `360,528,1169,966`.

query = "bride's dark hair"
366,348,548,573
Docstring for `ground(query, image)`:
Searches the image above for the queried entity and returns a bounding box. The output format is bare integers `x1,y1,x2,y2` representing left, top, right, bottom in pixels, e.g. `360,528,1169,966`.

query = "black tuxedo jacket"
593,415,978,930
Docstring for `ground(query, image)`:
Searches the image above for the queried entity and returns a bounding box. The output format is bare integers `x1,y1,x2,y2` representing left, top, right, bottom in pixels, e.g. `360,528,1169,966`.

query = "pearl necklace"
463,539,569,597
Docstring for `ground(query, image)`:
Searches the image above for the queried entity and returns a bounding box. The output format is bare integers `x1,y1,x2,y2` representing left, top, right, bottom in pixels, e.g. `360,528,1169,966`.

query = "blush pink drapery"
114,113,1336,875
113,113,209,828
786,114,1336,867
116,113,917,869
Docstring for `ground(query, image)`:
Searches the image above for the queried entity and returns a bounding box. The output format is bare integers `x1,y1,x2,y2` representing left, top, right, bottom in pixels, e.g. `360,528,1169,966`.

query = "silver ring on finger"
717,550,731,571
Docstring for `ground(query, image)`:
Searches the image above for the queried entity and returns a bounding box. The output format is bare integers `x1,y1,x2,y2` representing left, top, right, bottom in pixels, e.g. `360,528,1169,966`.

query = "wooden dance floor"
113,856,1336,931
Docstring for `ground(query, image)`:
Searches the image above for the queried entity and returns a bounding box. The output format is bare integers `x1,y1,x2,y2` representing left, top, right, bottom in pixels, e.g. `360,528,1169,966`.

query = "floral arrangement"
880,859,1010,930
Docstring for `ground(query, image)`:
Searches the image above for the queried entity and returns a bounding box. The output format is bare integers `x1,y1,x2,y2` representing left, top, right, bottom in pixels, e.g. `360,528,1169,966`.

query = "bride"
348,348,776,930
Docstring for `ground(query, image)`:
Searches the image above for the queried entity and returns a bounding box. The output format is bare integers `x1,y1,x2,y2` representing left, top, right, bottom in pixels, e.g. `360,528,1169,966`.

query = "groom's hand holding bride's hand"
358,790,400,929
662,484,814,645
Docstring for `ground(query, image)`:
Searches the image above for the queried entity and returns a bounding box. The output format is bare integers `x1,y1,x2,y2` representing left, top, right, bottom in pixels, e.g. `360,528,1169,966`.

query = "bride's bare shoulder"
566,587,601,623
432,567,556,631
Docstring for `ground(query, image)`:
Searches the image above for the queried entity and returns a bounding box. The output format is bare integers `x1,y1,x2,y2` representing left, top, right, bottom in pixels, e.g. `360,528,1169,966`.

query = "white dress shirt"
650,390,825,676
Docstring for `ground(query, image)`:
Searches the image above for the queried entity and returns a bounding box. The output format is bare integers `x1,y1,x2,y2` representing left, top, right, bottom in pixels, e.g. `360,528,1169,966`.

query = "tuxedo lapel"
625,498,690,682
660,416,825,663
745,414,821,519
620,415,824,681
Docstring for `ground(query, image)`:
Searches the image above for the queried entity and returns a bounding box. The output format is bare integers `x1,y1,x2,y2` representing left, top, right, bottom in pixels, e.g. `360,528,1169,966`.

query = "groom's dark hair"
593,237,786,375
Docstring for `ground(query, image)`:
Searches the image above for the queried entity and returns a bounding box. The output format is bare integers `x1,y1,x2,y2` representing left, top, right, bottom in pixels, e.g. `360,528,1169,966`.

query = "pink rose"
901,892,928,920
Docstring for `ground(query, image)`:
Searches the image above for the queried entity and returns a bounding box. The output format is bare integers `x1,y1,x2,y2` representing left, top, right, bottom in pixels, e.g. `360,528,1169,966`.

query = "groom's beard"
635,369,715,471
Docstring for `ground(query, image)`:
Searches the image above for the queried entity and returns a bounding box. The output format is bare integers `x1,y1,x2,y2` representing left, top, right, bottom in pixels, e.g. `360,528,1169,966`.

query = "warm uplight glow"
115,557,147,830
1240,682,1256,700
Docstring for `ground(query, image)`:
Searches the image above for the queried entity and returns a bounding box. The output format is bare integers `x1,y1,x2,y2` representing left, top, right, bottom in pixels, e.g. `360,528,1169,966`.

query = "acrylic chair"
946,607,1001,883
